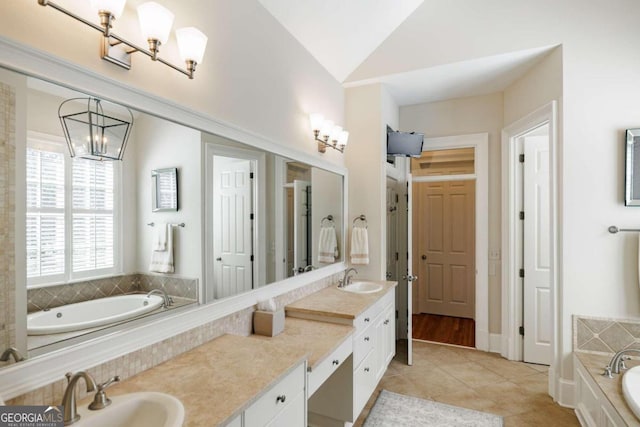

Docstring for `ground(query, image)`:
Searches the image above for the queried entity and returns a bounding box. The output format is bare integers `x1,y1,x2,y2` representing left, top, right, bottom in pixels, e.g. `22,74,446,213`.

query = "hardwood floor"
412,313,475,348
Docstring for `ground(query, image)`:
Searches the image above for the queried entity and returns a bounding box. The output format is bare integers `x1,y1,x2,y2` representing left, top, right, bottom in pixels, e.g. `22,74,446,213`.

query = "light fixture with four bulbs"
37,0,208,79
309,113,349,153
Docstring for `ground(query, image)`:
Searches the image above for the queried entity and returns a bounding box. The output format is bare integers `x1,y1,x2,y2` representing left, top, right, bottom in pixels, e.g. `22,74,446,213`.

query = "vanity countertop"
285,280,397,320
251,317,353,371
575,352,640,426
88,333,308,426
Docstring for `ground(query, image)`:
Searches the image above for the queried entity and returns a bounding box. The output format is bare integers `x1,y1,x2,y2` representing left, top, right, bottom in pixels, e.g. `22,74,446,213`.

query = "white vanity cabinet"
228,361,307,427
308,289,396,423
574,356,625,427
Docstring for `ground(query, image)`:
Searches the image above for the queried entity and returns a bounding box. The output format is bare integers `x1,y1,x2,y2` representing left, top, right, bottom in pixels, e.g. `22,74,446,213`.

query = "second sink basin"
623,365,640,420
339,281,383,294
76,392,184,427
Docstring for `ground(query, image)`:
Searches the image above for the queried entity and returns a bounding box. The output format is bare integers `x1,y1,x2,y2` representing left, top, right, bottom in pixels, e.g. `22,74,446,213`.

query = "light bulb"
137,2,174,44
90,0,127,19
320,120,334,140
309,113,324,133
176,27,208,64
338,130,349,146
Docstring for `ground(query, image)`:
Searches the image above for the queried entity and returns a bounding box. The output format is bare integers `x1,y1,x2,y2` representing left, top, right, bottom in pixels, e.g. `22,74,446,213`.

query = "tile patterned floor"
355,340,579,426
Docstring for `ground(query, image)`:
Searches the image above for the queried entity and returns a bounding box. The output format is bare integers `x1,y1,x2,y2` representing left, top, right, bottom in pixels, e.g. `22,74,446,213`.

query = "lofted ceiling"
256,0,424,83
257,1,558,107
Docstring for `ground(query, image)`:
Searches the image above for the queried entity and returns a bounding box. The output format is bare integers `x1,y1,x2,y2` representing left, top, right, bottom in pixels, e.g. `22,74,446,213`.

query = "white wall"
134,115,202,282
400,92,504,333
0,0,344,167
345,85,385,279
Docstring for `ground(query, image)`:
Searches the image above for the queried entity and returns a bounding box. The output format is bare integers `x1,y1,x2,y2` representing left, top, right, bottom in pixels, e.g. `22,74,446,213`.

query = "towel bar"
147,222,185,228
608,225,640,233
353,214,367,228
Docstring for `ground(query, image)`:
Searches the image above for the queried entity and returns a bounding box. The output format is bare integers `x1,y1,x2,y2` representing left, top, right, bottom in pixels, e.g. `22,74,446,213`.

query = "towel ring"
321,215,334,227
353,214,367,228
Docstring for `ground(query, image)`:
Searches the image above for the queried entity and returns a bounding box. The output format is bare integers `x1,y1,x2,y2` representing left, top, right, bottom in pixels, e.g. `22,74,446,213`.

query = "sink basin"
76,392,184,427
623,366,640,419
339,281,383,294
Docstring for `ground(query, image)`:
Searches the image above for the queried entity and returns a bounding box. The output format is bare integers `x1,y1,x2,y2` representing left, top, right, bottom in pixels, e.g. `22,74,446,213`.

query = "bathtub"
27,294,165,335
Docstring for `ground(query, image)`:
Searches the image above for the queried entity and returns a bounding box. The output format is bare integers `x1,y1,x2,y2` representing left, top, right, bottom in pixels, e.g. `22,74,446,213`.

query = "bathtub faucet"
146,289,173,308
603,348,640,377
0,347,25,363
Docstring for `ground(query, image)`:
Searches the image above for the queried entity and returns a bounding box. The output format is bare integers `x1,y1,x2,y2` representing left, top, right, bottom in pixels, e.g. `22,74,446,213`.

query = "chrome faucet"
339,267,358,288
0,347,25,363
603,348,640,377
146,289,173,308
304,265,316,272
62,371,97,425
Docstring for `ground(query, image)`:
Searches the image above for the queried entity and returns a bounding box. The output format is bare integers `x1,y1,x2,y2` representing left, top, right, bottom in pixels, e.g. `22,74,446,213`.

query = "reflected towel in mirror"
350,226,369,265
318,226,338,263
153,222,168,251
150,223,174,273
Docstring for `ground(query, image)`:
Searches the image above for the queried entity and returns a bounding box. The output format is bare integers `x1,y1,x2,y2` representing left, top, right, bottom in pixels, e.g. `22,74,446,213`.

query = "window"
26,133,120,287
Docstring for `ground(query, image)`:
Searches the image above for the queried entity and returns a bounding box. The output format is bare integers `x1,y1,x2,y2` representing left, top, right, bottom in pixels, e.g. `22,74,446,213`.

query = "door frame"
204,143,266,302
501,101,558,397
413,133,489,351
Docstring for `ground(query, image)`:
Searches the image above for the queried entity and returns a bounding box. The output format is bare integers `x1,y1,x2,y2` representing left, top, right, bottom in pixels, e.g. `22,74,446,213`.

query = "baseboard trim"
557,378,576,408
489,333,502,354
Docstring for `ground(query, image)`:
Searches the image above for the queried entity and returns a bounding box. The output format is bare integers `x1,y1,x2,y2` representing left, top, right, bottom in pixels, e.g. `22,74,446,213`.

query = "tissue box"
253,308,285,337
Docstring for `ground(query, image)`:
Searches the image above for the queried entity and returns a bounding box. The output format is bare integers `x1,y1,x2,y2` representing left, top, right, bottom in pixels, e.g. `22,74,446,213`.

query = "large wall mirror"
0,65,345,368
626,128,640,206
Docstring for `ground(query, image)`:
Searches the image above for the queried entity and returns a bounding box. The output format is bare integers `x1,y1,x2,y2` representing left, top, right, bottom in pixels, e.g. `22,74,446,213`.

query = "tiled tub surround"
573,315,640,426
7,272,343,406
574,315,640,355
574,352,639,426
27,274,198,313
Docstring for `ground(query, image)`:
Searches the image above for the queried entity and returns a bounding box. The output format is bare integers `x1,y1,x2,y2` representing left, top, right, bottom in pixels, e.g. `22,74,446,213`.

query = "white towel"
350,226,369,265
149,224,174,273
153,222,168,251
318,226,338,263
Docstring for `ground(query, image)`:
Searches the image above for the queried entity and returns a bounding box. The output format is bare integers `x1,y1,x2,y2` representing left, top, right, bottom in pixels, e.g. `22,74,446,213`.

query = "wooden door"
414,180,475,319
213,156,254,298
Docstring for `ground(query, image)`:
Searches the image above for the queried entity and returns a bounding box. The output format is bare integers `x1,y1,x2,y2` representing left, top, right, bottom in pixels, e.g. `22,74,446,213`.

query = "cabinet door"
266,391,305,427
383,303,396,367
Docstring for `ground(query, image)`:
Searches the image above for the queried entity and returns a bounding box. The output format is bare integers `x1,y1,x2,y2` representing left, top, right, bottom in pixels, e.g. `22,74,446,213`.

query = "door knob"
215,257,222,261
421,254,427,260
403,275,418,281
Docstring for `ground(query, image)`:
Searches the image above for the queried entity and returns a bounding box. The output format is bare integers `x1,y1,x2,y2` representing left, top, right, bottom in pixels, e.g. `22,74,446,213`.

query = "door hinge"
395,310,399,319
395,252,399,261
250,213,254,220
250,255,254,262
519,326,525,336
249,172,254,179
519,268,525,278
395,194,399,203
519,154,525,163
519,211,525,220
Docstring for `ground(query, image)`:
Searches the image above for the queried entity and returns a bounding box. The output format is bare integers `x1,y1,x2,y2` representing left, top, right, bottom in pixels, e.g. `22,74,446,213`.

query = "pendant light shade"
89,0,127,19
137,1,174,45
176,27,208,64
59,97,134,161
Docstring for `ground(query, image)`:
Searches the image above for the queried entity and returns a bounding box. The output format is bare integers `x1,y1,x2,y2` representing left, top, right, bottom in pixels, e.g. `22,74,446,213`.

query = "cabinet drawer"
354,289,393,331
244,362,305,427
354,349,377,418
265,388,305,427
308,336,353,396
353,326,375,367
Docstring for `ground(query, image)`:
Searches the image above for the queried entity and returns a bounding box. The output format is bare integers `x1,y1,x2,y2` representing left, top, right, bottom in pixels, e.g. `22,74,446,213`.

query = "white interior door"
523,134,551,365
293,180,310,272
213,156,254,298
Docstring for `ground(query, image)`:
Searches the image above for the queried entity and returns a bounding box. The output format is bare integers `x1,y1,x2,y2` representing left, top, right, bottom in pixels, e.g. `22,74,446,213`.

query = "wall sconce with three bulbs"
37,0,208,79
309,113,349,153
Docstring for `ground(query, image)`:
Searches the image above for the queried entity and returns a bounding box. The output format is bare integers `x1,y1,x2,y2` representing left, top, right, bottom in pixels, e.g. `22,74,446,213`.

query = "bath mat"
363,390,503,427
